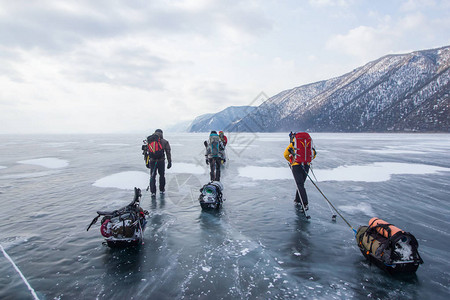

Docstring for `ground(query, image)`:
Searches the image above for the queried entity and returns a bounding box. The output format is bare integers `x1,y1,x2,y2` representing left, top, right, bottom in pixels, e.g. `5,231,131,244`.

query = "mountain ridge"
227,45,449,132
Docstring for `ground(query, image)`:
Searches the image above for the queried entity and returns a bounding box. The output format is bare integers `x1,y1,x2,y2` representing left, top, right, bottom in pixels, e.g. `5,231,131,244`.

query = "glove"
206,159,209,165
167,161,172,169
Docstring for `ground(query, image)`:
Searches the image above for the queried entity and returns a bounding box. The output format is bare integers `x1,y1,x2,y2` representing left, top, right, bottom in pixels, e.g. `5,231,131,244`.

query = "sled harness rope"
301,165,357,234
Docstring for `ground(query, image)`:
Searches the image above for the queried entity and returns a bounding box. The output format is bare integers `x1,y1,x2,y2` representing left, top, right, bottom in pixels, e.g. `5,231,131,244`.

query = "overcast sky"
1,0,449,134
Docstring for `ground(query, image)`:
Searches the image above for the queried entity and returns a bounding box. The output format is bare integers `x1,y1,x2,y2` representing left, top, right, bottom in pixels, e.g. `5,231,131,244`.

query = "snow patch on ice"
238,162,450,182
167,163,204,174
0,166,6,170
315,162,450,182
18,157,69,169
93,171,149,190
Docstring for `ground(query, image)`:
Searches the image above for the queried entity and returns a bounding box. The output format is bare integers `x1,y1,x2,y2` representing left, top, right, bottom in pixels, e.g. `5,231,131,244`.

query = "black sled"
356,217,423,275
87,187,149,247
198,181,224,210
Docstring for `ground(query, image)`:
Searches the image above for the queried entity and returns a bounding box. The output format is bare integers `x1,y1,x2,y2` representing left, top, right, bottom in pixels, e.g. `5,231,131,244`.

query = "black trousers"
149,160,165,193
209,158,221,181
292,164,310,206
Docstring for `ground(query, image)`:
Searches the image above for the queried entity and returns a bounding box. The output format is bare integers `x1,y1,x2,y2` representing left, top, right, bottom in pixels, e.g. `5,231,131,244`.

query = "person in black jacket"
148,129,171,196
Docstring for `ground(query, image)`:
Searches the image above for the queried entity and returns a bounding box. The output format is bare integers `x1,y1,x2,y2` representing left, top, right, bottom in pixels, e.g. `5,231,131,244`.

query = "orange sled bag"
356,218,423,274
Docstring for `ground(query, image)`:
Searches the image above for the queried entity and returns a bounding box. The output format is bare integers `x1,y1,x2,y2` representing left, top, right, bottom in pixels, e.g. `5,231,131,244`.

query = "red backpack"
293,132,313,163
147,134,164,160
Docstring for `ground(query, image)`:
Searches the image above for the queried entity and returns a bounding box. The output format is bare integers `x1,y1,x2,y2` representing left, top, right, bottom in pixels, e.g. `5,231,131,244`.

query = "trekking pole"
302,167,357,234
288,163,310,220
305,165,336,221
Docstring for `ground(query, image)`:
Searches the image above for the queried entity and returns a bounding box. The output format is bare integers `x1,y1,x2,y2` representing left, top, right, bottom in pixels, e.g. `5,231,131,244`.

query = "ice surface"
93,171,149,190
167,162,205,174
99,143,130,146
0,170,59,180
338,202,375,216
0,166,6,169
17,158,69,169
1,133,449,300
238,166,290,180
361,149,426,154
238,162,450,182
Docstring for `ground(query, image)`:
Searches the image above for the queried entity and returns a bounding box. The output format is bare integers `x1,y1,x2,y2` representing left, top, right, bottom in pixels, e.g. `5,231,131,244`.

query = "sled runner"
198,181,224,210
87,188,149,247
356,217,423,274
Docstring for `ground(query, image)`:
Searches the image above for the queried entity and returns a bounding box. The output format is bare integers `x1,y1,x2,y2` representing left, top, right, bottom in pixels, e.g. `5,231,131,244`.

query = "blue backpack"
209,133,221,158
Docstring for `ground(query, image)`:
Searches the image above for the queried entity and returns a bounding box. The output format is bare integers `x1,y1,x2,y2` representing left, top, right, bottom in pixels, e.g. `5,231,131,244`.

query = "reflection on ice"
238,162,450,182
18,158,69,169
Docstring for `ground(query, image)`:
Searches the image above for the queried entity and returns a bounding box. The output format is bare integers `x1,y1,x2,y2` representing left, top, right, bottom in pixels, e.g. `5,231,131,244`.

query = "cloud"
308,0,355,7
325,8,448,63
61,43,169,91
1,1,448,134
0,0,272,54
326,25,393,62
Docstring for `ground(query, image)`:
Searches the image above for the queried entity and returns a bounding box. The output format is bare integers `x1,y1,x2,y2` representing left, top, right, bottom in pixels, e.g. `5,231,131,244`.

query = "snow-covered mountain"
187,106,256,132
229,46,449,132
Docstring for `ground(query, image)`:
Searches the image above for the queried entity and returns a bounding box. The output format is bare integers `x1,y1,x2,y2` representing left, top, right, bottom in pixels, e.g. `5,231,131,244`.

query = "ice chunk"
202,266,211,272
393,239,413,262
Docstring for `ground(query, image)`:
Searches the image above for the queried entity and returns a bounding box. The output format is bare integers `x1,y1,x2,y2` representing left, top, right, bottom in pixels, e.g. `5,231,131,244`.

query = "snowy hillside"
230,45,449,132
188,106,256,132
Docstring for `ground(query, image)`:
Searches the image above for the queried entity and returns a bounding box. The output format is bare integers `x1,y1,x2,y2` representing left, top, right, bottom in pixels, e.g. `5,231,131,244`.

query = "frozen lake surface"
0,133,449,299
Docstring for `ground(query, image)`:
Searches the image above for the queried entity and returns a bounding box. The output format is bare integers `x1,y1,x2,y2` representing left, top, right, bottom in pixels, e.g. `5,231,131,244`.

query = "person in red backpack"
284,132,316,211
147,129,172,196
218,131,228,147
